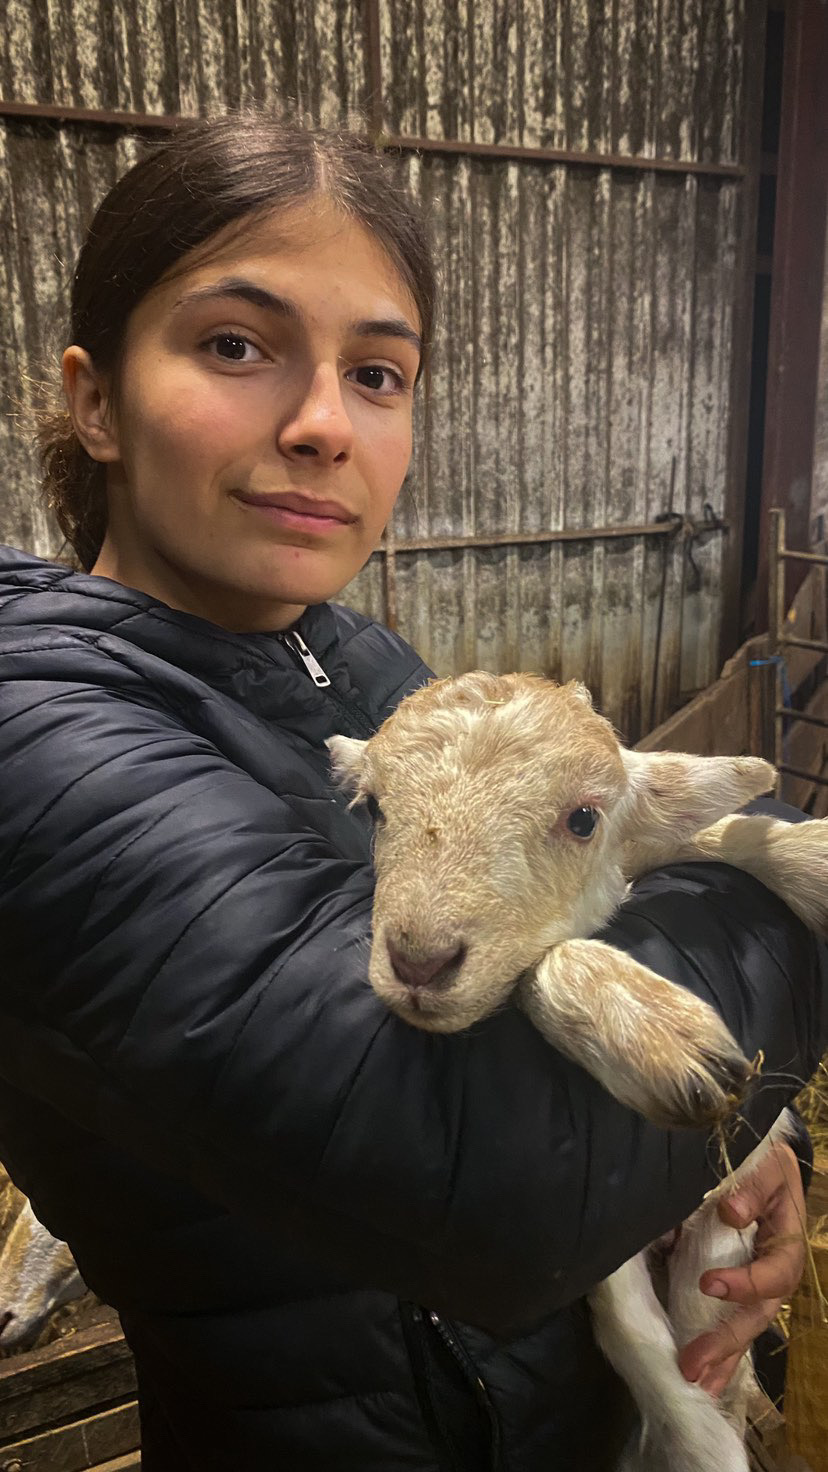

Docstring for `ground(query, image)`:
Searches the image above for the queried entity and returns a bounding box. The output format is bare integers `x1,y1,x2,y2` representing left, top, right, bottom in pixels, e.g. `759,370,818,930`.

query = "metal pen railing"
767,507,828,789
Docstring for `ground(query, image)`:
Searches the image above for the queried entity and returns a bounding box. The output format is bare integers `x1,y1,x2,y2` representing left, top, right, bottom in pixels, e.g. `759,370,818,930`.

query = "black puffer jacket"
0,546,824,1472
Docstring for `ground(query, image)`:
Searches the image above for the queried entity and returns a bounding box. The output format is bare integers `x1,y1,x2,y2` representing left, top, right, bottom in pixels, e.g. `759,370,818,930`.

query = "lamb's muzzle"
385,935,466,990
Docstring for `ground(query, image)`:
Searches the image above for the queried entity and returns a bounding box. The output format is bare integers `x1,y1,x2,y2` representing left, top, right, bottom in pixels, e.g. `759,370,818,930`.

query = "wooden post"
785,1167,828,1471
382,523,398,632
768,508,787,788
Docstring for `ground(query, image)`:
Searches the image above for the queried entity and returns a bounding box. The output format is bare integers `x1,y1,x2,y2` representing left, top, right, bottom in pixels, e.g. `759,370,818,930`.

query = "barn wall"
0,0,759,741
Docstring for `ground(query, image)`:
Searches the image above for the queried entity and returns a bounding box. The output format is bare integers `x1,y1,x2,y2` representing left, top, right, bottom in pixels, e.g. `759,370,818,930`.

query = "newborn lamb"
329,672,827,1472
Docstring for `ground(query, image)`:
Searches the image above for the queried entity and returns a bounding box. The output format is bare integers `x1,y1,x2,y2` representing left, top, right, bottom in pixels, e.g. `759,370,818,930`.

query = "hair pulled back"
40,114,435,571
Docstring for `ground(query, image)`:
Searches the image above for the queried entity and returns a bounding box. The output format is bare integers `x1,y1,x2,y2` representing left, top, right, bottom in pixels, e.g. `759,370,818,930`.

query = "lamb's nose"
386,939,466,990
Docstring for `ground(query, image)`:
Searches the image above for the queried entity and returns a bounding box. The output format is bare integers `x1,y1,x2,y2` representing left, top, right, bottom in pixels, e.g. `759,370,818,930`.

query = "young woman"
0,115,822,1471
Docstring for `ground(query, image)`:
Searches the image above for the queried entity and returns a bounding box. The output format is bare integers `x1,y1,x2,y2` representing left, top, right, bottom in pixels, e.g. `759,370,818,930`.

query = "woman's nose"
277,364,353,466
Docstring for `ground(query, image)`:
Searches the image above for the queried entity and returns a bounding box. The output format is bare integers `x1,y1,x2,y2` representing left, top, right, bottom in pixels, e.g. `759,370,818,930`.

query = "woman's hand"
678,1141,807,1397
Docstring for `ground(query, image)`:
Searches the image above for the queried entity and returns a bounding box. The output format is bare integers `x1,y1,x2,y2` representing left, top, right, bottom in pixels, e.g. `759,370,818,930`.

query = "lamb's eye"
567,806,599,840
364,795,386,827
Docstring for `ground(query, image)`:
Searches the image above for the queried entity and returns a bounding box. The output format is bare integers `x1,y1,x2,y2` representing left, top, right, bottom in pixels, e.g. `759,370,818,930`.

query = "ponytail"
38,405,107,572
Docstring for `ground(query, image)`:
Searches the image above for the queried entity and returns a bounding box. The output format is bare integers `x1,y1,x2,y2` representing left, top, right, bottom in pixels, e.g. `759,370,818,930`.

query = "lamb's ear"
620,749,775,842
565,680,593,707
326,735,369,795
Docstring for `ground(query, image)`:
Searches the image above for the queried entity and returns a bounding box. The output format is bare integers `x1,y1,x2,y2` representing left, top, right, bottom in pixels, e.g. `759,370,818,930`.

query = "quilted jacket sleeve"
0,643,825,1338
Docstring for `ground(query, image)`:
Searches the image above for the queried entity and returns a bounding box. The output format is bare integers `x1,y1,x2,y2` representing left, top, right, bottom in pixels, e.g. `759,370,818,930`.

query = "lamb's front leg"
519,940,753,1128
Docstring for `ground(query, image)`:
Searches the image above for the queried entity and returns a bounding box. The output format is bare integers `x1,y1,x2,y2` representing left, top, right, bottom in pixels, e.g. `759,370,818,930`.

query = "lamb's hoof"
650,1046,754,1130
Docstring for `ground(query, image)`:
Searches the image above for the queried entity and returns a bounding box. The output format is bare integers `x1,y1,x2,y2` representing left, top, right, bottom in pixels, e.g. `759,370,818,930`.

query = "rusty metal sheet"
340,153,740,739
1,0,370,124
380,0,744,163
0,122,142,558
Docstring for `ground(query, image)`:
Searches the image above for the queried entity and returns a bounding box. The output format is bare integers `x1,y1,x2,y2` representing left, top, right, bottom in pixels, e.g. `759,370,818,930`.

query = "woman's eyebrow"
349,318,422,355
171,278,303,320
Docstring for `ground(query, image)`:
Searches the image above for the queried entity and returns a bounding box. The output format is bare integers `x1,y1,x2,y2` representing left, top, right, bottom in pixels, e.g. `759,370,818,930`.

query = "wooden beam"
0,100,746,179
0,1315,135,1445
756,0,828,620
0,1399,139,1470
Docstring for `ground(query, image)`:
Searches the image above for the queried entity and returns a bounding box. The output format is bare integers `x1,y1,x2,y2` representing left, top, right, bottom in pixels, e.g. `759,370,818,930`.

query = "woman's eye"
348,364,406,396
566,806,599,840
205,333,265,363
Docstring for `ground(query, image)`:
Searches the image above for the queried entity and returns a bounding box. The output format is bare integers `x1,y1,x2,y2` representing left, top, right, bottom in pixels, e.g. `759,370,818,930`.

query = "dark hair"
39,113,436,571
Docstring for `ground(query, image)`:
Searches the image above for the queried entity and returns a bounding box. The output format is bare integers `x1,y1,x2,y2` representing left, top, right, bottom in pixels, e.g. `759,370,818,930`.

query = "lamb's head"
330,672,634,1030
330,671,776,1035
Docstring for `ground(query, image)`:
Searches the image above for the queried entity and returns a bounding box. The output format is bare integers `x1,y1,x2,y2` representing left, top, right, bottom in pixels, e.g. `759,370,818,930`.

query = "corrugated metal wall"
0,0,760,740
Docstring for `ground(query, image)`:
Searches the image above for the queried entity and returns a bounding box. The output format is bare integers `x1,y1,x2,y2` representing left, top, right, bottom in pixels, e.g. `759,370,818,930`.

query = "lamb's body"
0,1167,85,1349
329,672,828,1472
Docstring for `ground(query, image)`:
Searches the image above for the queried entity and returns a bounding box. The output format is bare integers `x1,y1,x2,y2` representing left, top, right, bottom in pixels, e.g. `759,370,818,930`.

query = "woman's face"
72,200,421,630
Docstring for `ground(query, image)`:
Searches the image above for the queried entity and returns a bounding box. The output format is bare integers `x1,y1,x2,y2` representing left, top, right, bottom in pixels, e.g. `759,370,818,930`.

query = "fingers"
717,1141,804,1235
705,1141,806,1306
678,1140,807,1397
699,1236,805,1306
691,1349,743,1399
679,1301,782,1395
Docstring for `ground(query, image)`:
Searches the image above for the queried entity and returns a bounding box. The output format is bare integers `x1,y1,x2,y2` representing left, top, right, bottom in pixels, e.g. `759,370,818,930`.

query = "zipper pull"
429,1312,489,1398
283,631,331,688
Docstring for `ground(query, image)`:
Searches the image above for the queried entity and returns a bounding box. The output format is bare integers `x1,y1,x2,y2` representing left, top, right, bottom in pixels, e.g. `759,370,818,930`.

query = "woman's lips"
234,492,356,534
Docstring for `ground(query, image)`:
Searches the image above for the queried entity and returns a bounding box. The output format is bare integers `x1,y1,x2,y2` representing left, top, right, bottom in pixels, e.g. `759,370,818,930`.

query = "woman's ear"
62,347,120,463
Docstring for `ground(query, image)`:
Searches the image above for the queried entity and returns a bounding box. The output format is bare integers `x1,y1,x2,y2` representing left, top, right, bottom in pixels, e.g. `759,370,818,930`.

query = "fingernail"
728,1198,749,1223
704,1280,728,1298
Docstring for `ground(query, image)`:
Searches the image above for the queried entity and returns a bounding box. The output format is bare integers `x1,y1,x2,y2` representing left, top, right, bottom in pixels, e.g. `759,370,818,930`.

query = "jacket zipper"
283,635,502,1456
285,628,504,1459
400,1304,463,1472
280,631,377,739
286,639,501,1462
281,630,331,687
402,1303,504,1472
426,1311,504,1472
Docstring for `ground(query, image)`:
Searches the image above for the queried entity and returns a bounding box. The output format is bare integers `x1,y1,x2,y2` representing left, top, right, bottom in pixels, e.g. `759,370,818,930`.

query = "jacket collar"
0,547,366,729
